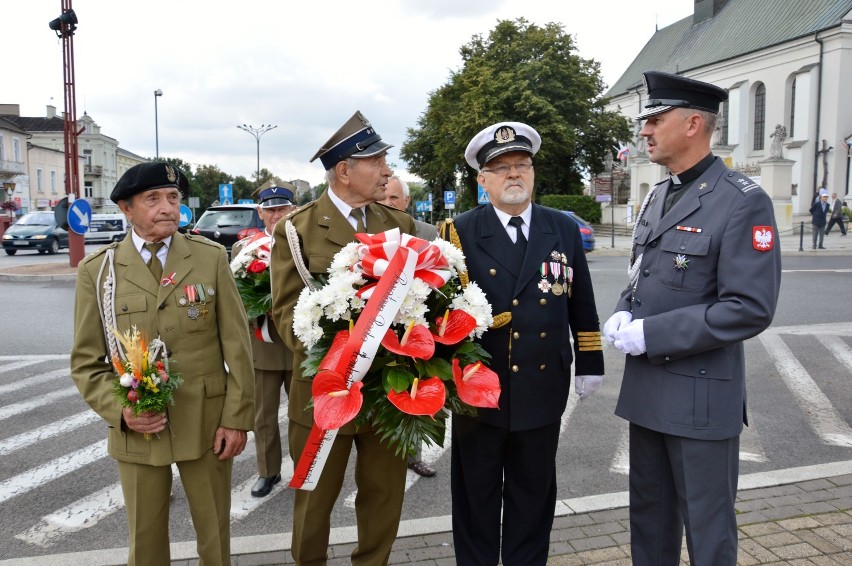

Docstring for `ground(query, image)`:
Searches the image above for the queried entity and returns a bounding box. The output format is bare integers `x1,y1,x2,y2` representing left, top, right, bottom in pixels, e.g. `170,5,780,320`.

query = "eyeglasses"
480,163,533,176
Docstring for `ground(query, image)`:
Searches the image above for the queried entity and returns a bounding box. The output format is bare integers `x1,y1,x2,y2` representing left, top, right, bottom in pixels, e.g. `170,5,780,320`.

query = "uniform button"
159,303,166,310
650,241,658,248
699,369,707,375
539,332,547,339
512,365,519,372
664,356,671,361
489,268,497,276
635,299,642,306
513,332,520,340
539,364,546,371
643,269,650,277
539,298,547,305
512,299,519,307
680,245,686,251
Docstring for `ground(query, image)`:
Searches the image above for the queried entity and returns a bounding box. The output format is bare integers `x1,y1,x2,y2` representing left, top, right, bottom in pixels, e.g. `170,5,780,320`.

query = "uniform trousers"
118,448,233,566
288,420,407,566
451,416,560,565
254,367,291,477
628,423,739,566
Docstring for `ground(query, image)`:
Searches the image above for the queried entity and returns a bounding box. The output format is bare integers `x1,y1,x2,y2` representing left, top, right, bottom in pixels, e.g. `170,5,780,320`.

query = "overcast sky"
9,1,694,186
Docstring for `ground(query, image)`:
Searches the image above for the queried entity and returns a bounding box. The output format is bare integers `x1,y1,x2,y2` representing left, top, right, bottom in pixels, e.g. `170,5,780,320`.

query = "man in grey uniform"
604,71,782,565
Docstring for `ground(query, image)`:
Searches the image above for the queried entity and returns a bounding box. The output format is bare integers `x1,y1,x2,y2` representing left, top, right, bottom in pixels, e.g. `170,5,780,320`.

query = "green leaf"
416,357,452,380
383,366,415,393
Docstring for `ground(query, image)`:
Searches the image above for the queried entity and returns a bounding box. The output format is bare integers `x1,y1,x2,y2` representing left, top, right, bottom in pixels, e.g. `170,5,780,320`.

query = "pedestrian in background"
604,71,782,566
448,121,604,565
232,179,297,498
810,188,830,249
270,111,416,565
825,191,847,236
71,162,255,566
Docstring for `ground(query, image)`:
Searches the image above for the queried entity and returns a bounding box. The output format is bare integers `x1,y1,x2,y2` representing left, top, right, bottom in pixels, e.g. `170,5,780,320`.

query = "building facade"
604,0,852,228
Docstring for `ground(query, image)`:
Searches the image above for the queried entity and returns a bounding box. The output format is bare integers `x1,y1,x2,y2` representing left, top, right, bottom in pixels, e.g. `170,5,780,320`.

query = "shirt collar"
131,229,172,254
669,153,715,185
492,204,532,231
327,186,357,220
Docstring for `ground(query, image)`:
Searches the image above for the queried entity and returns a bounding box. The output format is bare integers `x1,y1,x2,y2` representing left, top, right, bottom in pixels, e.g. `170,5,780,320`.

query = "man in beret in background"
232,179,296,498
603,71,781,565
270,111,415,565
71,161,255,566
448,121,604,565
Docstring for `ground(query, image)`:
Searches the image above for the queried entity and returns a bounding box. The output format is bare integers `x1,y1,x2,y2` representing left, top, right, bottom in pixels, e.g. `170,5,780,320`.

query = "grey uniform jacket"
614,157,782,441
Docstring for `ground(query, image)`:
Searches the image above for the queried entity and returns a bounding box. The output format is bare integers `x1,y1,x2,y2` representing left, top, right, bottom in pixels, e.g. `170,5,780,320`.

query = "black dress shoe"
251,474,281,497
819,246,826,249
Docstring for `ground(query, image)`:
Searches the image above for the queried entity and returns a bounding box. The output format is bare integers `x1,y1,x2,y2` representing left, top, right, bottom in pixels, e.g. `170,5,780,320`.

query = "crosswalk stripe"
759,331,852,448
0,410,100,456
0,387,79,422
0,441,107,504
0,369,71,396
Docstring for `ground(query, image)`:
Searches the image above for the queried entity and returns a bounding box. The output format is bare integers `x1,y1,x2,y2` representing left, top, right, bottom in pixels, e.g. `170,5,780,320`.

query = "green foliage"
234,270,272,319
539,195,601,223
400,18,631,213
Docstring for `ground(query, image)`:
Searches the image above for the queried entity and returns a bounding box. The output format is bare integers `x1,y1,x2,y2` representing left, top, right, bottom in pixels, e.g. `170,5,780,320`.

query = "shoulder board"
81,242,118,264
722,170,763,195
183,233,222,248
288,200,316,218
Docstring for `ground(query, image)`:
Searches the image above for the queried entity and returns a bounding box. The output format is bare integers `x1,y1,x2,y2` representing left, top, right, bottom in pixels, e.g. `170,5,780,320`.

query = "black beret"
637,71,728,120
110,162,189,203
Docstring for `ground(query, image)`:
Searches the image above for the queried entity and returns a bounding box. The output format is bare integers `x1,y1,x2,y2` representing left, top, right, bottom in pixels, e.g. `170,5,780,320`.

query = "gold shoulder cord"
442,218,510,329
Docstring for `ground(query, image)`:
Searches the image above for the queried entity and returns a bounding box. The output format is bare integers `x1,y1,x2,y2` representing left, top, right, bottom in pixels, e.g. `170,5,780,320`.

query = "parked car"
84,213,130,244
2,211,70,255
190,204,263,255
562,211,596,253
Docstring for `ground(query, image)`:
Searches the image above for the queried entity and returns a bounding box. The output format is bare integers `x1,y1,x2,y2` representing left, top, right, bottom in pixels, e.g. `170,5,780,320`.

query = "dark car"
2,212,69,255
191,204,262,255
562,211,595,253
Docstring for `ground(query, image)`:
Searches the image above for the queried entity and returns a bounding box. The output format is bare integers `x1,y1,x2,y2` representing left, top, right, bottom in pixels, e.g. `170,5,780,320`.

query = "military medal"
184,284,201,319
674,254,689,271
565,265,574,298
550,261,563,295
187,304,200,320
194,284,209,319
538,263,551,293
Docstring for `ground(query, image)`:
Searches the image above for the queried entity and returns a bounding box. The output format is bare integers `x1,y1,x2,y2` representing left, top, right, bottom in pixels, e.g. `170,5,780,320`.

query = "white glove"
613,319,646,356
603,311,632,343
575,375,603,400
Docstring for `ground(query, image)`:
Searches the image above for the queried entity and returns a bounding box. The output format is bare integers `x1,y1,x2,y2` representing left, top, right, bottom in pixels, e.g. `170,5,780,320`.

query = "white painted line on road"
0,355,68,363
0,387,79,422
823,334,852,371
609,425,629,474
0,410,99,456
759,332,852,448
0,359,50,375
739,416,768,463
0,368,71,396
0,440,107,504
4,460,851,566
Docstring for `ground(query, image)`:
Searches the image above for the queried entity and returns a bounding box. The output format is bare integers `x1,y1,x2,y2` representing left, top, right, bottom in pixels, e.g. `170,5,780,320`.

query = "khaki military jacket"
71,233,255,466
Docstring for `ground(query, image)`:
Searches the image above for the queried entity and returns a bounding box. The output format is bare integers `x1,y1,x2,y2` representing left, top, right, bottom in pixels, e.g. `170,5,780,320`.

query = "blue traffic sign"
179,204,193,227
477,185,490,204
219,183,233,205
237,199,253,204
444,190,455,204
67,199,92,235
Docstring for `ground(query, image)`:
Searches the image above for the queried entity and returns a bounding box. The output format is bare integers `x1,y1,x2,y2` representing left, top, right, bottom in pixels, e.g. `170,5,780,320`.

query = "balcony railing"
84,164,103,176
0,159,26,179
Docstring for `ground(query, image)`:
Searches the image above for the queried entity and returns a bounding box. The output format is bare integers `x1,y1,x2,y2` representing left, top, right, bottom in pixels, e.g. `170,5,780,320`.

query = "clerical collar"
669,153,715,185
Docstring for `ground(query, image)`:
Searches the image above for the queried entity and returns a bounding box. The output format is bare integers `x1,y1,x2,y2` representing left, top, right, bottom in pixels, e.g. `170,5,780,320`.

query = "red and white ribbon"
289,238,419,491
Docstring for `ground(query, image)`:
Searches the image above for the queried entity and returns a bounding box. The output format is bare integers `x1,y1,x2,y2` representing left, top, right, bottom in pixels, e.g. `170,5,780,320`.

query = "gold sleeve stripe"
490,312,512,329
577,331,603,352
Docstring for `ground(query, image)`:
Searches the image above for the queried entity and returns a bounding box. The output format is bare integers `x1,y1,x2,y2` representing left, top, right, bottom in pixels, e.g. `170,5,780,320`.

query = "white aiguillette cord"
627,186,658,288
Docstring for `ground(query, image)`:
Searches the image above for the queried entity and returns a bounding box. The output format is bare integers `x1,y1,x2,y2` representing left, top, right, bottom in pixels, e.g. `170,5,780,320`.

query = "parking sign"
444,190,456,210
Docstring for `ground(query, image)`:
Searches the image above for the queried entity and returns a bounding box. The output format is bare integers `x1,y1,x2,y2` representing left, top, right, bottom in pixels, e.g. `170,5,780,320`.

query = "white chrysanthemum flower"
432,238,466,276
151,375,161,386
119,373,134,387
329,242,361,275
394,279,432,326
452,281,493,338
293,287,325,349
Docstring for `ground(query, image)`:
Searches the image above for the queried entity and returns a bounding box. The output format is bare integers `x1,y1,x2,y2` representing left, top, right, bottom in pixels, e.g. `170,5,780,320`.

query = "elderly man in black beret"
604,71,781,565
71,161,254,566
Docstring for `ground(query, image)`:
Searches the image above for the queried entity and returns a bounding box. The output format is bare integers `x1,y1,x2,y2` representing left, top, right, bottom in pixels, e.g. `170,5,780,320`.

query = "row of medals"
538,251,572,297
177,284,213,319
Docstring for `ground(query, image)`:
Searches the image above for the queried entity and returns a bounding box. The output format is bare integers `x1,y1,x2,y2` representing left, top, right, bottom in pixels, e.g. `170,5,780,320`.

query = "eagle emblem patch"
752,226,774,251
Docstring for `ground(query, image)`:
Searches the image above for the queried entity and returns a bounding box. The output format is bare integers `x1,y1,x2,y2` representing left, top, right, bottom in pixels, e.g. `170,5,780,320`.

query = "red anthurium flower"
319,330,351,372
312,370,364,430
387,376,446,417
433,309,477,345
452,358,501,408
381,323,435,360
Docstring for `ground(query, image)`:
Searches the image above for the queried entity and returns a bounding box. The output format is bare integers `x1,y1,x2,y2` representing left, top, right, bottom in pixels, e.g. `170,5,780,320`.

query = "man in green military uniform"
71,162,255,566
270,111,416,565
232,179,296,497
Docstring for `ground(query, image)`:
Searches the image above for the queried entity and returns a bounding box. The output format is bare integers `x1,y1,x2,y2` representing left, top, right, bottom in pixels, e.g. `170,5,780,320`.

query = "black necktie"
508,216,527,255
144,242,164,282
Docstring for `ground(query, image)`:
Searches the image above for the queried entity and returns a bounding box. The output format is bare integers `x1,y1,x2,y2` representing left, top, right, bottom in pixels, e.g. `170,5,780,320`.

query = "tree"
400,18,631,212
193,164,233,208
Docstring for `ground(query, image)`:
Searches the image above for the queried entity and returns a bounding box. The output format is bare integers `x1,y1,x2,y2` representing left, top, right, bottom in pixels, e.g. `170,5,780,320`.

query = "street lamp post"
154,89,163,159
237,124,277,186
